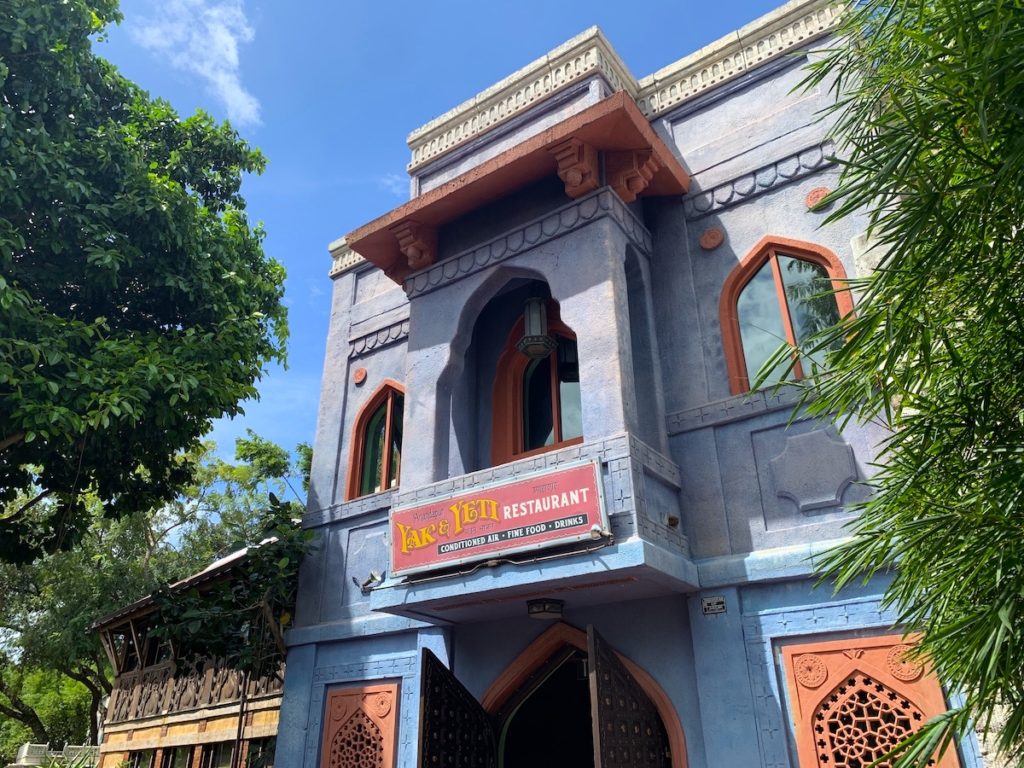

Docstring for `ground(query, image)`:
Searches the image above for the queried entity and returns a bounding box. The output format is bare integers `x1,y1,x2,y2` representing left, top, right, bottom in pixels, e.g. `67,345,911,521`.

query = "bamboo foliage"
759,1,1024,766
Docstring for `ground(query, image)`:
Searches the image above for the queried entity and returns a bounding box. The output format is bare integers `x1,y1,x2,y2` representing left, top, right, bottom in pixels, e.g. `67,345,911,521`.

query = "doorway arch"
481,622,688,768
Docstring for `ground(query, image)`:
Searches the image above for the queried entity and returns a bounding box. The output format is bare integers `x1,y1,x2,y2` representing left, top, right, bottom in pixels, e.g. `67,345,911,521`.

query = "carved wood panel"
418,649,495,768
319,682,398,768
105,657,284,724
782,634,960,768
587,626,670,768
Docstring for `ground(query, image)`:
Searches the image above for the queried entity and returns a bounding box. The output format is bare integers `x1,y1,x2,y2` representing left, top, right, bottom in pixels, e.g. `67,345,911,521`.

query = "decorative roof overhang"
345,92,689,284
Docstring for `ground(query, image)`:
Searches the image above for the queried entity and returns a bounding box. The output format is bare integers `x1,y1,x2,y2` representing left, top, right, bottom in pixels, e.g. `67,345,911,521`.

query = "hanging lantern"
516,297,557,358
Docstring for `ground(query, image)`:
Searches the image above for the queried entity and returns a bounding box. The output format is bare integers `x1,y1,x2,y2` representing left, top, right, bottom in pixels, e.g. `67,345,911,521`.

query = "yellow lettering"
396,521,437,553
450,499,499,534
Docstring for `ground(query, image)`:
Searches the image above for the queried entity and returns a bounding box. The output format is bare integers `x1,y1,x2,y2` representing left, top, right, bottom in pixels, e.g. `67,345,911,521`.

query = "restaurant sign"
389,461,607,577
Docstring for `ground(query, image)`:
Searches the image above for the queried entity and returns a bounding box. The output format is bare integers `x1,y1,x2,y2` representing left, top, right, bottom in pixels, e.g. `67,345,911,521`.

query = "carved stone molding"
636,2,844,117
769,429,857,513
886,644,924,682
683,141,835,220
606,149,659,203
328,237,365,279
403,187,652,299
666,387,801,435
805,185,831,210
550,137,600,198
407,27,637,170
698,227,725,251
388,220,436,272
301,490,395,530
349,319,410,359
406,2,843,170
793,654,827,688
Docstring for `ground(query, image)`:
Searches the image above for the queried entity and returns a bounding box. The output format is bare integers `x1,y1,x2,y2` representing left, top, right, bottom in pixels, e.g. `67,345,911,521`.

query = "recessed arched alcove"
481,622,689,768
442,269,583,476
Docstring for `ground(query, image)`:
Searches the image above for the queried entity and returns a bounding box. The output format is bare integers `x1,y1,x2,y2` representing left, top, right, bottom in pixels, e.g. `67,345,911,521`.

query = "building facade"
277,2,985,766
94,555,283,768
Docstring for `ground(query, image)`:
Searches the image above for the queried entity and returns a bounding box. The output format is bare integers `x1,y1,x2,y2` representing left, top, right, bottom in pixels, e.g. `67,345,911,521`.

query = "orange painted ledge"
346,92,690,284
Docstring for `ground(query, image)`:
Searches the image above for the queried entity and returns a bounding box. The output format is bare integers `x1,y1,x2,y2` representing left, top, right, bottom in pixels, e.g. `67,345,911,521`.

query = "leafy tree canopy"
772,1,1024,765
0,436,309,751
0,0,287,563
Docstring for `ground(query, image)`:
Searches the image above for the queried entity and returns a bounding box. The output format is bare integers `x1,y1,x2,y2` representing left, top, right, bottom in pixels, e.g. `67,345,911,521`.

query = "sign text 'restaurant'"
389,462,605,577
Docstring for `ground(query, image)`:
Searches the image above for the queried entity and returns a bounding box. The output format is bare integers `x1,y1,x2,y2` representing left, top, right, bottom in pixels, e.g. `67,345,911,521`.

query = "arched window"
346,381,404,500
492,303,583,466
720,237,853,394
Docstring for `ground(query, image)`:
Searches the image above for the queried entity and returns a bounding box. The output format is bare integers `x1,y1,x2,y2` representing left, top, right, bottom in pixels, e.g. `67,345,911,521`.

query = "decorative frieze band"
683,141,835,220
349,319,410,358
403,187,652,300
405,1,842,171
666,387,802,435
407,27,637,170
636,2,844,117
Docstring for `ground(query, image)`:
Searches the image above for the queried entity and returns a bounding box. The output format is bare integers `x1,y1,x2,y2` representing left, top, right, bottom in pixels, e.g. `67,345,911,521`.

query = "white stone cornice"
406,26,638,171
635,0,845,117
403,1,845,173
328,236,365,278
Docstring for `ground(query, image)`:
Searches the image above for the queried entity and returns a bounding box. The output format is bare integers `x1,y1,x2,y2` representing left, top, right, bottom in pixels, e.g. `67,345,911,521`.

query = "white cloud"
131,0,261,127
377,172,408,198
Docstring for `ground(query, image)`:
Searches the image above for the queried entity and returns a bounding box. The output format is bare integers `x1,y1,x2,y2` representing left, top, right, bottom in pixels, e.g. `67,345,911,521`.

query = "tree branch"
10,488,54,519
0,431,25,453
62,665,102,698
0,676,51,743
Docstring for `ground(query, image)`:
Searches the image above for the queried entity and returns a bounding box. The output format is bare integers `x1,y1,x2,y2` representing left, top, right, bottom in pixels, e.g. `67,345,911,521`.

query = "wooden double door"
418,626,671,768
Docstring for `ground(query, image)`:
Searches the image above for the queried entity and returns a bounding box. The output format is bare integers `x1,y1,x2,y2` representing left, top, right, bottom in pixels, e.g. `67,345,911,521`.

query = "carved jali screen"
320,682,399,768
782,634,960,768
587,626,670,768
418,649,496,768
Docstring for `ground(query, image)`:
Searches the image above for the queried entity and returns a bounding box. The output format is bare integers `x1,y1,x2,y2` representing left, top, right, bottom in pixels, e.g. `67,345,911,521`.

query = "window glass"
359,402,387,496
557,338,582,441
202,743,233,768
129,751,154,768
353,388,404,499
778,255,841,367
161,747,192,768
245,739,275,768
388,395,403,489
523,356,554,451
171,748,193,768
737,260,791,383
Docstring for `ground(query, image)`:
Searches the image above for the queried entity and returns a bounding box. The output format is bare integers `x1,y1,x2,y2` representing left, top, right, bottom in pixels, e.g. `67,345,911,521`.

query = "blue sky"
96,0,783,459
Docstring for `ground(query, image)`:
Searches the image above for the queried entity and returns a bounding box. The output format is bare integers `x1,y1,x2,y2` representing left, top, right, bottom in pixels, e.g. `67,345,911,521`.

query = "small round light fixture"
516,297,557,359
527,598,564,620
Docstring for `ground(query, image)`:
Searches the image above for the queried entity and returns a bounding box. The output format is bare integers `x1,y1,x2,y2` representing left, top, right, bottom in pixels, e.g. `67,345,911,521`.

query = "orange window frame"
345,379,405,501
491,303,583,467
719,235,854,395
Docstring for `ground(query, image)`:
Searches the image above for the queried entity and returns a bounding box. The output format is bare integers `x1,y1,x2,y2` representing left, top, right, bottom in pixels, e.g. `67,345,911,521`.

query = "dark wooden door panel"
418,648,496,768
588,626,670,768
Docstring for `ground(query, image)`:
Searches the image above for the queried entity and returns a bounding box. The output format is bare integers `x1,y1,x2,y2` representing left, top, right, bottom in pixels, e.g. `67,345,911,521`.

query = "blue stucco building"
275,2,984,766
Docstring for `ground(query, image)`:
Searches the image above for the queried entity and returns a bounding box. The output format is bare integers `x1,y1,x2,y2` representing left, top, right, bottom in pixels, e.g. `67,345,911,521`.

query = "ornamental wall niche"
318,683,399,768
782,634,960,768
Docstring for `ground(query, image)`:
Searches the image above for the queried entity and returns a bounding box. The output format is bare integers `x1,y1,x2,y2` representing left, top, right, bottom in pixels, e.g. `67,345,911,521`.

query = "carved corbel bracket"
389,219,437,271
550,138,599,198
607,149,660,203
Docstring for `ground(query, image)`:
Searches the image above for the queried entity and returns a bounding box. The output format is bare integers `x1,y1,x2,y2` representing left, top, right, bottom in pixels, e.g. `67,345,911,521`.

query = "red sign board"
389,461,606,577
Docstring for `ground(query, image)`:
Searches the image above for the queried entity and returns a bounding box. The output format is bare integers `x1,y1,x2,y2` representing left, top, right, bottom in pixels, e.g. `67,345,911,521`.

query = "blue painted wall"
279,18,985,768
